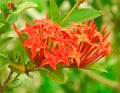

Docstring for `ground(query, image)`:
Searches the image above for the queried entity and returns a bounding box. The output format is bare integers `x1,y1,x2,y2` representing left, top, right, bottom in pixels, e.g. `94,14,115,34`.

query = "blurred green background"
1,0,120,93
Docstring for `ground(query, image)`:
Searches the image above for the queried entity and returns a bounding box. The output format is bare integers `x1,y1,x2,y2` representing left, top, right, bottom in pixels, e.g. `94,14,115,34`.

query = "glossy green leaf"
6,14,19,25
50,0,61,24
40,66,65,83
31,0,43,12
9,79,22,88
0,37,13,50
0,20,9,35
0,53,9,66
62,8,102,27
86,63,108,73
12,2,37,14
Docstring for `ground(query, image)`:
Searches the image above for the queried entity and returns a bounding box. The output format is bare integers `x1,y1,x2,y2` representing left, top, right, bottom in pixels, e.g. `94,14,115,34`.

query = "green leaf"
31,0,43,12
86,63,108,73
8,52,15,62
40,66,65,83
14,38,29,64
9,63,25,74
55,0,64,7
50,0,61,24
0,37,13,50
0,53,9,66
0,20,9,35
62,8,102,27
6,14,19,25
0,14,4,20
9,79,22,88
0,53,8,59
12,2,37,14
0,4,9,12
0,22,4,28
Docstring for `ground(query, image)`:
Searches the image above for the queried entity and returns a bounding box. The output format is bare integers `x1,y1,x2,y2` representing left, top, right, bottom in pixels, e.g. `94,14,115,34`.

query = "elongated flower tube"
13,18,112,70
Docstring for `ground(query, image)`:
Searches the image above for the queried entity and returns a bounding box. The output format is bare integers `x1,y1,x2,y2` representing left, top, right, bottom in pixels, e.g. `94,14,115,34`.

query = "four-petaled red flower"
13,18,112,70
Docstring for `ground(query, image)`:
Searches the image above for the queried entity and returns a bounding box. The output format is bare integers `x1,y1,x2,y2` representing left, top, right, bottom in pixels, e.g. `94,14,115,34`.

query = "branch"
80,69,119,88
0,71,13,93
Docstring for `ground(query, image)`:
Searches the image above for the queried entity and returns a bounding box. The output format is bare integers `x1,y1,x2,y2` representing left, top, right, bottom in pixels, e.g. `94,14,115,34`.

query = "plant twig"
0,71,13,93
80,69,119,88
60,0,84,26
10,74,20,84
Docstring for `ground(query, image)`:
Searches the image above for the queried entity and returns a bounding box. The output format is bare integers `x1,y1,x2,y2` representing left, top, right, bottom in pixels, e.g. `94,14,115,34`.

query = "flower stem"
60,0,84,26
0,71,13,93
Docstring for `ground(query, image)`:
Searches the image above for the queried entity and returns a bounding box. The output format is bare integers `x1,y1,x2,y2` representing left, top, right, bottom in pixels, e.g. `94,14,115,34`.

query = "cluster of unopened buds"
13,17,112,70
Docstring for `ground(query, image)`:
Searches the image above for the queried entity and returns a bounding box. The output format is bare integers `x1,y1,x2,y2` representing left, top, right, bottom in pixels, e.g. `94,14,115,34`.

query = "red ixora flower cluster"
13,18,112,70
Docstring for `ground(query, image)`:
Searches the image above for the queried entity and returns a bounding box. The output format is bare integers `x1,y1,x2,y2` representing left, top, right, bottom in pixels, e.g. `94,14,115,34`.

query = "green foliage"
0,37,13,50
0,20,9,35
0,3,10,15
8,52,25,74
55,0,64,7
13,38,29,65
40,66,65,83
8,63,25,74
62,8,102,27
50,0,61,24
0,14,4,19
31,0,43,12
69,0,76,8
4,88,14,93
12,2,38,14
36,76,64,93
0,37,14,66
9,79,22,88
6,14,19,25
0,53,9,66
86,63,108,73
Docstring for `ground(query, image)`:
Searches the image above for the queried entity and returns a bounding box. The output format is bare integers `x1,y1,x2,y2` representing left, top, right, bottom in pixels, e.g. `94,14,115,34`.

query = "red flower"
13,18,112,70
